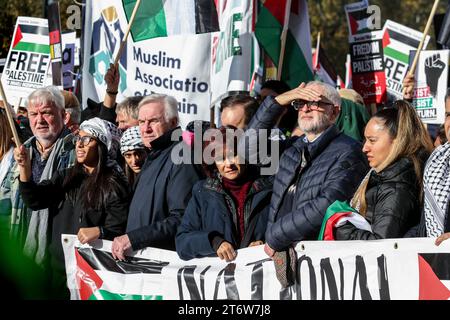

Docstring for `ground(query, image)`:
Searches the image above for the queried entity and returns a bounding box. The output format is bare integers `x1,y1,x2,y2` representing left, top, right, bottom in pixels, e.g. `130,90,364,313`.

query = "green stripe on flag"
255,5,282,65
13,42,50,54
88,289,163,300
123,0,168,41
255,3,313,88
281,31,314,88
384,47,409,64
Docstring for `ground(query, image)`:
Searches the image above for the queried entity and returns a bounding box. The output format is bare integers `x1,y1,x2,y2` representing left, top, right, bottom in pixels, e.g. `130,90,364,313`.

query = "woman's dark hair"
201,126,244,178
123,148,147,187
63,138,116,210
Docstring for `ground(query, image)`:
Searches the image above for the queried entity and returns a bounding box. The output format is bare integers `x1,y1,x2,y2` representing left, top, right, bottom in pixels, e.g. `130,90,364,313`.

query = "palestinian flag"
12,22,50,54
123,0,220,42
75,247,168,300
418,253,450,300
255,0,313,88
346,7,373,37
318,200,372,240
382,27,421,65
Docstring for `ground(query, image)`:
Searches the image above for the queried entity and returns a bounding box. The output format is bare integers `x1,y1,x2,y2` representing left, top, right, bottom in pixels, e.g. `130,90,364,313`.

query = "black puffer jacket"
336,157,423,240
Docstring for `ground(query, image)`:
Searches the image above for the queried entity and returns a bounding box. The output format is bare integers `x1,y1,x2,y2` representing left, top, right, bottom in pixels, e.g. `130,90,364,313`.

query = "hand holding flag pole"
277,0,292,81
0,80,22,148
402,0,440,98
114,0,142,65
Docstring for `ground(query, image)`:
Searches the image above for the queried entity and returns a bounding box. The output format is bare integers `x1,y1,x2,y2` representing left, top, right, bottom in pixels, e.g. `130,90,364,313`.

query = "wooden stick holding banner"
114,0,142,65
277,0,292,80
408,0,440,75
0,80,21,147
314,32,321,71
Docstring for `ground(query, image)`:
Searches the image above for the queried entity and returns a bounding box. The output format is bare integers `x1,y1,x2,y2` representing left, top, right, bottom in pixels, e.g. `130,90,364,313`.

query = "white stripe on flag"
163,0,196,35
18,33,49,46
289,0,313,71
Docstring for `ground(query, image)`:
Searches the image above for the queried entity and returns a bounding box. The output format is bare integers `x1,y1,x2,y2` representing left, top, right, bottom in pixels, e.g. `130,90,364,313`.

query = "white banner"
411,50,449,124
1,17,52,107
210,0,255,104
62,235,450,300
83,1,212,129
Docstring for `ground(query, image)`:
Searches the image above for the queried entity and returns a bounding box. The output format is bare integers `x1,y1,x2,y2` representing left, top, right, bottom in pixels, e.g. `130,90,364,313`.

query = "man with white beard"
245,81,368,286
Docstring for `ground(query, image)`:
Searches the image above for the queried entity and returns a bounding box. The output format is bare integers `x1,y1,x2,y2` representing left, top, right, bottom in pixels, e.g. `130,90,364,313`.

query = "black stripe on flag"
419,253,450,280
349,8,372,21
194,0,219,34
77,247,169,274
19,24,49,36
386,28,420,48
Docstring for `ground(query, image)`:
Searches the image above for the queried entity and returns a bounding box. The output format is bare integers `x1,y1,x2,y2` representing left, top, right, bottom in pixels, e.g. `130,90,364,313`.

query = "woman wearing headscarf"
14,117,130,298
120,126,147,189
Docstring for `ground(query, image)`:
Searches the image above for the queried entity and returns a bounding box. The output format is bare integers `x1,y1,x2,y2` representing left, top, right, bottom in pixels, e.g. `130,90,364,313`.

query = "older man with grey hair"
7,86,76,270
112,93,201,259
246,81,368,285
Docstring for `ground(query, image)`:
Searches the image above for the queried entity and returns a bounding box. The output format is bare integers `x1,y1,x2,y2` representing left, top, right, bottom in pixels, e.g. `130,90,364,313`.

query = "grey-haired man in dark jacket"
247,81,369,258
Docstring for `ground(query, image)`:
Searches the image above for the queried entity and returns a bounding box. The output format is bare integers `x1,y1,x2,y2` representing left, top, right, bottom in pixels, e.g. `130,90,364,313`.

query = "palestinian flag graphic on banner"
123,0,220,42
418,253,450,300
255,0,313,88
75,247,168,300
12,23,50,54
347,7,373,37
318,200,372,240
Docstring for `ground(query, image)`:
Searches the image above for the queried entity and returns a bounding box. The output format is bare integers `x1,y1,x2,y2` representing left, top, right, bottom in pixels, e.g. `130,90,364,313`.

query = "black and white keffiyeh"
423,142,450,237
120,126,145,155
79,117,121,167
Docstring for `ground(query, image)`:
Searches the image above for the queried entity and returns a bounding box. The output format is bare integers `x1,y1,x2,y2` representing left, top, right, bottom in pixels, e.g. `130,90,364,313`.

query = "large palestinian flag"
255,0,313,88
123,0,219,42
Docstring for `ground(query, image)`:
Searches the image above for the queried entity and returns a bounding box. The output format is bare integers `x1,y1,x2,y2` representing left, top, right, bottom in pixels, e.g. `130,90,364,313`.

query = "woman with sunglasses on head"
334,100,433,240
14,117,129,298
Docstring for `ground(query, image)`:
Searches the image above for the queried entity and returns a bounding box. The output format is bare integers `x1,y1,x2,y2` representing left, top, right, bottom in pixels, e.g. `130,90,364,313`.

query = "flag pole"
277,0,292,80
408,0,440,76
0,80,22,147
114,0,142,65
314,32,321,70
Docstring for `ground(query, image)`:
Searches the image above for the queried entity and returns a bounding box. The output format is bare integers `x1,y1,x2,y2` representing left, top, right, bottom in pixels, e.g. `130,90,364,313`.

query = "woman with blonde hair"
335,100,433,240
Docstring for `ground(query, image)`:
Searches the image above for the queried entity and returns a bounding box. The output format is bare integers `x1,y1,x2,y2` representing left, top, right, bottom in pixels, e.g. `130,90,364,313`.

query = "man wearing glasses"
246,81,369,284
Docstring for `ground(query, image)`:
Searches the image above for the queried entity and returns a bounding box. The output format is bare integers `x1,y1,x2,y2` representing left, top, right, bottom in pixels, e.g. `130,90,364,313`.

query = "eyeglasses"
73,135,95,146
291,99,334,111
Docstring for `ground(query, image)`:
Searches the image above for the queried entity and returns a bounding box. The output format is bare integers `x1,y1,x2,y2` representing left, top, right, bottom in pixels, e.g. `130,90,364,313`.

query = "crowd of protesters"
1,60,450,297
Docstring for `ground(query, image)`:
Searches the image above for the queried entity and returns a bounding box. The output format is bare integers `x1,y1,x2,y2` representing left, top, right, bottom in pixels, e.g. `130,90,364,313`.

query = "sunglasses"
291,99,334,111
73,135,96,146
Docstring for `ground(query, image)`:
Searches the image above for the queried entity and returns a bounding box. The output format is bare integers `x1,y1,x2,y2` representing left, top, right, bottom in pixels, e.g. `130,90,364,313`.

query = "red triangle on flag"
348,14,359,36
418,255,450,300
12,25,23,48
382,30,391,48
75,248,104,300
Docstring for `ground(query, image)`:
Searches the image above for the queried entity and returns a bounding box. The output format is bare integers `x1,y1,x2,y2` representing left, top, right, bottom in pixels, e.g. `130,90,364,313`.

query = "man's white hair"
138,93,179,126
27,86,65,111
